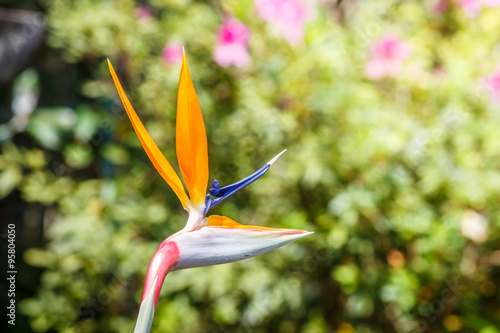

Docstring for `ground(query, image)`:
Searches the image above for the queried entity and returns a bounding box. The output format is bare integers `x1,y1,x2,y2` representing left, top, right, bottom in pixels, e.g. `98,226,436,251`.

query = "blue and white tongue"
133,277,157,333
204,149,287,215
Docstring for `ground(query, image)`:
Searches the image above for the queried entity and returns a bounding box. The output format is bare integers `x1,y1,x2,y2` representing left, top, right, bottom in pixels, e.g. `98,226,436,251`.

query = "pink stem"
141,240,180,308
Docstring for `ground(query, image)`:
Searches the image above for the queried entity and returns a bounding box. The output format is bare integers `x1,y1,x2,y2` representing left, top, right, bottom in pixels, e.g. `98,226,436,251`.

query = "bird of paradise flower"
107,52,312,333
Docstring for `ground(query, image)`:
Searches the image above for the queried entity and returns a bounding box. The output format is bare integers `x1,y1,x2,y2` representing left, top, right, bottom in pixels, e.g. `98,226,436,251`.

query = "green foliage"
3,0,500,332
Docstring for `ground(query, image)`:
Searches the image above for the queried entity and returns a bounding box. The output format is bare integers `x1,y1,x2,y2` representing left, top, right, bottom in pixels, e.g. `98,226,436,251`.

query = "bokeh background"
1,0,500,332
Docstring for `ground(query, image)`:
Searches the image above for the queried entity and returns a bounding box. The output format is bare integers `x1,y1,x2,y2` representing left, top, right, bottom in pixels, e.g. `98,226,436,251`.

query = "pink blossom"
432,0,449,12
433,66,447,78
483,65,500,104
135,5,152,22
459,0,500,18
162,43,183,65
482,0,500,7
217,18,250,45
460,0,482,17
365,34,412,80
255,0,308,45
214,18,250,68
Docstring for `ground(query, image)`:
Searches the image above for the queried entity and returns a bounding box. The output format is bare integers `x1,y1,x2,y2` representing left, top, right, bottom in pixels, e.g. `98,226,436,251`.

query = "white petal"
267,149,287,165
182,209,204,232
170,227,312,271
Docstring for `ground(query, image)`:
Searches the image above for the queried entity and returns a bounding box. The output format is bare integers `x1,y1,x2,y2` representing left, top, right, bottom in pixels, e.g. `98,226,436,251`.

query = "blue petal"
204,194,212,216
204,150,286,215
205,164,270,214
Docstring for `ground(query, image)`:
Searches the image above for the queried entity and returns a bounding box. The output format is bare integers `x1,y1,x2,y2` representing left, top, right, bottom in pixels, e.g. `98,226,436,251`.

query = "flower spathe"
107,52,311,333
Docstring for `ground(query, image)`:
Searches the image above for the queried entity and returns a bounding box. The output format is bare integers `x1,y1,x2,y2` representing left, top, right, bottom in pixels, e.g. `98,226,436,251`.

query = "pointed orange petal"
176,51,209,207
206,215,246,228
206,215,310,234
108,60,190,210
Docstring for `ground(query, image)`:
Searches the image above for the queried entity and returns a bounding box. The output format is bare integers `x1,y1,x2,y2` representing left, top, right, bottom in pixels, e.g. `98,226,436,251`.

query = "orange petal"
206,215,309,234
176,51,209,207
107,60,190,210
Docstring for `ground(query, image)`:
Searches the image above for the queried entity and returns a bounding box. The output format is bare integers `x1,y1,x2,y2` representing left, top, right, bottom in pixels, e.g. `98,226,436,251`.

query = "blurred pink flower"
214,18,250,68
460,0,482,17
365,34,412,80
483,65,500,104
255,0,308,45
432,0,449,12
433,66,447,78
217,17,250,45
459,0,500,17
162,43,183,65
135,5,152,22
482,0,500,6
